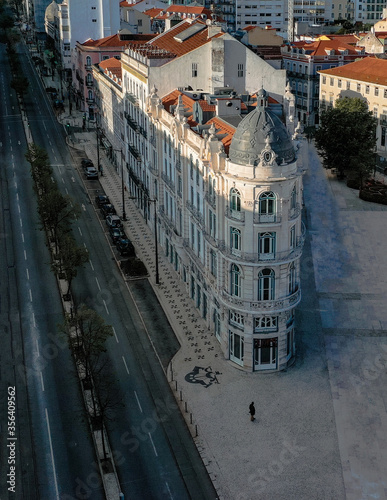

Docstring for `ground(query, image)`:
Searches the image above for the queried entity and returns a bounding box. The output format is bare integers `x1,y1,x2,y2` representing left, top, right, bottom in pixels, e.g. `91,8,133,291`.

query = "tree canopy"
315,97,377,183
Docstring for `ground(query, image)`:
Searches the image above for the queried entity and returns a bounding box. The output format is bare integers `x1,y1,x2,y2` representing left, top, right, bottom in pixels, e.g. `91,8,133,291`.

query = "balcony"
220,287,301,313
186,201,204,226
218,235,304,264
161,172,175,191
175,159,181,172
125,112,138,132
204,191,216,209
149,136,156,147
288,203,301,221
225,207,245,223
84,64,92,71
253,213,282,224
138,125,147,139
126,92,138,106
86,81,93,88
128,144,141,162
86,98,95,104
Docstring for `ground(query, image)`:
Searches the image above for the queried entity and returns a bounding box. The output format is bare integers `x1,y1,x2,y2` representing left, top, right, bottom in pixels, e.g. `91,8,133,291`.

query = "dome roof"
229,90,295,166
45,1,58,23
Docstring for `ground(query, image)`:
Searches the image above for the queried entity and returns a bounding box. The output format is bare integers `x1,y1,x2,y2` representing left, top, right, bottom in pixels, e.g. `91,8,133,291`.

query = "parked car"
100,203,116,217
81,158,94,169
116,238,135,256
106,215,123,229
83,165,98,180
95,194,110,208
109,226,126,244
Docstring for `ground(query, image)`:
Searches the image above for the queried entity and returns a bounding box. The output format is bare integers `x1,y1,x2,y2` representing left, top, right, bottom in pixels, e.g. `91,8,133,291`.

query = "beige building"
318,57,387,160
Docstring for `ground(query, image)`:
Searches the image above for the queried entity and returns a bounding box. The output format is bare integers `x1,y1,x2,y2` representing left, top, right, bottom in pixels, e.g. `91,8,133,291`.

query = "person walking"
249,402,256,422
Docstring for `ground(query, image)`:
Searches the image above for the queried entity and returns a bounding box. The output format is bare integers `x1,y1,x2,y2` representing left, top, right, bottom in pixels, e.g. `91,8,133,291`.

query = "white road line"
65,188,68,194
134,391,142,413
16,193,19,201
52,148,55,154
112,327,119,343
89,260,94,271
35,338,39,355
54,156,57,161
32,313,36,327
148,433,158,457
21,233,24,242
78,227,82,236
14,180,17,188
45,408,59,499
103,300,109,314
61,177,65,184
58,166,62,174
24,250,27,260
83,242,87,249
40,373,45,391
43,122,47,130
17,204,20,213
165,482,173,499
29,289,32,302
122,356,129,374
26,268,29,280
95,277,101,291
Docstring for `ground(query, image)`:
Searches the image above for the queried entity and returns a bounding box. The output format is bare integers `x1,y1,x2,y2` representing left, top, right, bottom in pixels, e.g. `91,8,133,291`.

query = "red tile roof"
290,39,364,56
207,117,235,154
161,89,196,115
198,99,216,112
99,57,122,79
143,7,163,18
82,33,154,48
318,56,387,85
147,20,223,58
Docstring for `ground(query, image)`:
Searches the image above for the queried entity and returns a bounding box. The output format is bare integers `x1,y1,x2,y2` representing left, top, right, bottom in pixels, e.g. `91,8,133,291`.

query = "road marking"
52,148,55,154
26,268,29,280
16,193,19,201
165,482,173,499
21,233,24,242
95,277,101,291
78,227,82,236
103,300,109,314
122,356,129,374
14,180,17,188
112,327,119,343
65,188,68,194
45,408,60,500
29,289,32,302
148,433,158,457
40,373,45,391
58,166,62,174
17,204,20,214
61,177,65,184
32,313,36,327
89,260,94,271
134,391,142,413
19,217,22,227
24,250,27,260
43,122,46,130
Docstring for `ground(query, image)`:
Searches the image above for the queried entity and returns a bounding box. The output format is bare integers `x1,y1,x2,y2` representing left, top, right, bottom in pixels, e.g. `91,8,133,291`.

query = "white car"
106,215,123,228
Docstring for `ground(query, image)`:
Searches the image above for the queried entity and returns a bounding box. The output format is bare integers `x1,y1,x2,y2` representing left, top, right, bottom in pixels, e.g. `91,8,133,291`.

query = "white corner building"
99,19,304,372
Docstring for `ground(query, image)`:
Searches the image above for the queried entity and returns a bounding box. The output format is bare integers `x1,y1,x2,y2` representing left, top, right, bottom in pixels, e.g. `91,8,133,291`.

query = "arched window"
258,268,275,301
230,227,241,251
290,185,297,210
258,232,276,258
86,55,92,66
259,191,276,222
86,73,93,85
230,188,241,211
288,263,296,294
231,264,241,297
88,90,93,100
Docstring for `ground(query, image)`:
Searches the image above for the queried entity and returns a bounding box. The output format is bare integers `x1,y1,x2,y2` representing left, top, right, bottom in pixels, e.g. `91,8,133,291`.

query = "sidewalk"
34,46,387,498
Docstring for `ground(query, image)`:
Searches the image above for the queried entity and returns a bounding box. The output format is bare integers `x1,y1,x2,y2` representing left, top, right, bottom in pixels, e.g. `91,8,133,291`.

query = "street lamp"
96,127,102,176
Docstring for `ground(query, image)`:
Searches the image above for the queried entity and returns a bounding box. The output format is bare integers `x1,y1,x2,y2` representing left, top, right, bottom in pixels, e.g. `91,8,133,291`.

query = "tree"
11,74,29,99
56,234,89,296
61,305,113,381
315,97,377,185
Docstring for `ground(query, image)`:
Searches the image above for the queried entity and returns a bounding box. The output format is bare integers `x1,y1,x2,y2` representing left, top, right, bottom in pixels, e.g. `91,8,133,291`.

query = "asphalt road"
16,40,218,499
0,42,104,499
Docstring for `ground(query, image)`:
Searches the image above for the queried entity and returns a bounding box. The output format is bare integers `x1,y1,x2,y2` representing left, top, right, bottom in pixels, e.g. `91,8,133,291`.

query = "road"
14,39,217,499
0,42,104,499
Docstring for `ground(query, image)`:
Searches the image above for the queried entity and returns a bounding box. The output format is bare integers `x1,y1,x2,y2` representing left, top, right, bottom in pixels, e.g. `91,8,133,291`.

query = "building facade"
318,57,387,161
283,38,366,125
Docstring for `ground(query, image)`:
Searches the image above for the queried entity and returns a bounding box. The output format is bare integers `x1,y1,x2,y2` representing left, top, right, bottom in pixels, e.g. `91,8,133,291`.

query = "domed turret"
229,88,295,166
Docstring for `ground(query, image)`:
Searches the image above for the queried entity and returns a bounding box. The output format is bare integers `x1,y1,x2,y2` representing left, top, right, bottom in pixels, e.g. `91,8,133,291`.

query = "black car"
81,158,94,169
116,238,135,256
95,194,110,208
100,203,116,217
109,226,126,243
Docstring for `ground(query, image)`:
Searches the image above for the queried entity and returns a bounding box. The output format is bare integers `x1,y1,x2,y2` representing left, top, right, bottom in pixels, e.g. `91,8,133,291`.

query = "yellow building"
318,57,387,160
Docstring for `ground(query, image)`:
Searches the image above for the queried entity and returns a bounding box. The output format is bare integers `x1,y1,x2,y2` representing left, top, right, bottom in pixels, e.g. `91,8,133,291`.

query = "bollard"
180,390,183,402
175,380,177,391
195,425,198,437
190,413,193,424
185,401,187,413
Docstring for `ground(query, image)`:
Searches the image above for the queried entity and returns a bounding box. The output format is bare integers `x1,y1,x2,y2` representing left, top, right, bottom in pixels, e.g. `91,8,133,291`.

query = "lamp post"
96,127,102,176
